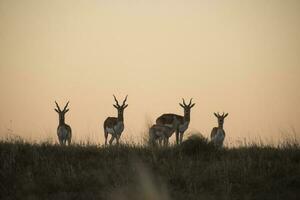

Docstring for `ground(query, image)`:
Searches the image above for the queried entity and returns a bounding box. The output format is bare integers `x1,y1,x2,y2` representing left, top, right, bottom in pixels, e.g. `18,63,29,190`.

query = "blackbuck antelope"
54,101,72,145
149,117,179,147
156,98,195,144
103,95,128,145
211,112,228,147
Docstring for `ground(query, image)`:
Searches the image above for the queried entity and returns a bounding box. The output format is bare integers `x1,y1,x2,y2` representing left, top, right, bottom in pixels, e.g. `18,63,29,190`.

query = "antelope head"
113,95,128,119
179,98,195,119
214,112,228,127
55,101,70,124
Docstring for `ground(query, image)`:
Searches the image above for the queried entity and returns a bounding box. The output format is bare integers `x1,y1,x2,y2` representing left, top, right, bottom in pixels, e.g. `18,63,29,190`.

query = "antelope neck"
117,112,124,122
59,118,65,126
184,112,190,122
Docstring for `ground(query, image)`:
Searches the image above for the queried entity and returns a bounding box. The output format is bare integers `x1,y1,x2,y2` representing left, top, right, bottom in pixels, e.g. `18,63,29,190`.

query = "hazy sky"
0,0,299,144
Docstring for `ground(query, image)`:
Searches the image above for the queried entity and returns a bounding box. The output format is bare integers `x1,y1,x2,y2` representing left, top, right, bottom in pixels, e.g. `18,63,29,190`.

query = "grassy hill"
0,136,299,200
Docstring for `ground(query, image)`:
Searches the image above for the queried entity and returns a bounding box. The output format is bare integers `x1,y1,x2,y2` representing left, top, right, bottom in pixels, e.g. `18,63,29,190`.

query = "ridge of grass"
0,136,299,200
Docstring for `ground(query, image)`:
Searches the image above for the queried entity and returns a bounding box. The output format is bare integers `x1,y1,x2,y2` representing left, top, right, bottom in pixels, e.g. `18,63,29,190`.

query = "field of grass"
0,136,300,200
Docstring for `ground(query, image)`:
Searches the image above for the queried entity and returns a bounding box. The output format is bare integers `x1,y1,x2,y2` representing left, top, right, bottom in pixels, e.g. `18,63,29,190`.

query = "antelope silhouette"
54,101,72,145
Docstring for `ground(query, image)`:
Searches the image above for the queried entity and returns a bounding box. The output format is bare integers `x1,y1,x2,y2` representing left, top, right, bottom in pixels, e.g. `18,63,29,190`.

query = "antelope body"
149,117,179,146
211,112,228,147
55,101,72,145
103,95,128,145
156,98,195,144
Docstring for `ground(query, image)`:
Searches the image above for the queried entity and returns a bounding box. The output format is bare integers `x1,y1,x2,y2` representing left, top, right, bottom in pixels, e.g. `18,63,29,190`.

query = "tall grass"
0,135,299,200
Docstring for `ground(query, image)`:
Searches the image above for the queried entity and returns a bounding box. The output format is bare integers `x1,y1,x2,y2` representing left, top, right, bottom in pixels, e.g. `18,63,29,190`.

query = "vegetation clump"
179,134,217,155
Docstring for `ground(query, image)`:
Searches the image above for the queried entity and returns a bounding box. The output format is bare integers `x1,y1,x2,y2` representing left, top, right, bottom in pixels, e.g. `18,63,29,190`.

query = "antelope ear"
55,109,59,113
64,109,69,113
123,104,128,109
214,113,218,118
224,113,229,118
179,103,184,108
190,103,195,108
113,105,118,109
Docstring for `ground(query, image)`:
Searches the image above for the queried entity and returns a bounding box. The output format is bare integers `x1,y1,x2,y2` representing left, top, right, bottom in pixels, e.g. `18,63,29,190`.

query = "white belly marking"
106,122,124,135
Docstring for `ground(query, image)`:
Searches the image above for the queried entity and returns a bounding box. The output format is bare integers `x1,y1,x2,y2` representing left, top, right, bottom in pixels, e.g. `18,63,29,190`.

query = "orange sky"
0,0,299,144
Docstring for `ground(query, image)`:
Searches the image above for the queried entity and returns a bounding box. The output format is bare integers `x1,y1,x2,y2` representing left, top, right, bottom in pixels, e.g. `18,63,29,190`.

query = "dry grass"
0,135,299,200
